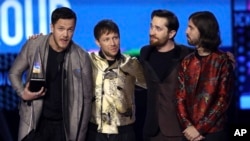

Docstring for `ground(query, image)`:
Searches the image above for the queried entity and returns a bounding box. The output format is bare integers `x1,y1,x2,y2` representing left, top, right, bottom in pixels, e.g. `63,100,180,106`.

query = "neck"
99,50,116,61
49,35,64,52
196,46,211,56
156,40,175,52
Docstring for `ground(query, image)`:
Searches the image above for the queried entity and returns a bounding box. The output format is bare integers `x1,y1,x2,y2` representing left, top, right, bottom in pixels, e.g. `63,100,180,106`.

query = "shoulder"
19,34,49,55
71,42,89,55
28,34,49,46
181,52,196,65
213,50,230,60
121,54,132,63
140,45,150,50
213,50,233,67
140,45,151,53
174,44,194,60
88,51,99,59
69,42,92,63
176,44,194,53
23,34,48,46
139,45,154,59
212,50,234,70
121,54,140,66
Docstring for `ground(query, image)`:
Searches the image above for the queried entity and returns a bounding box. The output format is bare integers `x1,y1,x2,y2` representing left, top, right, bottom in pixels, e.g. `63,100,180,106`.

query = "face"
186,19,200,47
149,16,173,47
96,32,120,60
50,19,75,52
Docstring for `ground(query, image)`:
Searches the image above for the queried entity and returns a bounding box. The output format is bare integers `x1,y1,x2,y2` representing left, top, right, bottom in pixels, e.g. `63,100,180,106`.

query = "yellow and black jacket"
89,52,146,134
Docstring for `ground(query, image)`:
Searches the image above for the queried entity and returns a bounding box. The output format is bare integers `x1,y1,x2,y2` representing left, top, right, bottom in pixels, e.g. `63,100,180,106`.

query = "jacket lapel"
140,46,160,82
161,45,183,81
141,45,185,83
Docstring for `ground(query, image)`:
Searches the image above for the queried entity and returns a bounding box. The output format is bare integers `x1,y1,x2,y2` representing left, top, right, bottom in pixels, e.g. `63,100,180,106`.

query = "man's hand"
21,82,46,101
28,33,43,40
193,134,205,141
183,126,204,141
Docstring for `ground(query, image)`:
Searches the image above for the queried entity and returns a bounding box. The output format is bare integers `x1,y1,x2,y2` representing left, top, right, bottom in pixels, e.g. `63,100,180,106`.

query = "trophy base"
29,78,45,92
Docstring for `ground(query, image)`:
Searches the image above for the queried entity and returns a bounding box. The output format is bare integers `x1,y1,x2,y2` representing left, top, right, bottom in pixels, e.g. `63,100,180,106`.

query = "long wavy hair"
189,11,221,51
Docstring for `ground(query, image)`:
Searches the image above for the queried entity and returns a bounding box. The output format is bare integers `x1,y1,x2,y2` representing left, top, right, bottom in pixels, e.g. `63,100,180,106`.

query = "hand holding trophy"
29,49,46,92
21,49,46,101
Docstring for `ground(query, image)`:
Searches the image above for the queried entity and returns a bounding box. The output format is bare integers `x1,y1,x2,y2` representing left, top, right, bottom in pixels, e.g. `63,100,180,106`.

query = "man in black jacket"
140,9,193,141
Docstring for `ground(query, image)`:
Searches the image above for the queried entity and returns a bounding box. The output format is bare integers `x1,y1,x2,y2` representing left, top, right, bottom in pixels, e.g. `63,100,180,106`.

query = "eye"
58,27,64,31
68,28,74,33
155,26,162,32
103,38,109,42
113,36,119,40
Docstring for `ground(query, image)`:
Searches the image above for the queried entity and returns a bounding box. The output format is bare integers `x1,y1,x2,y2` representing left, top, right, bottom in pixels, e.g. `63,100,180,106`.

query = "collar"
98,49,123,66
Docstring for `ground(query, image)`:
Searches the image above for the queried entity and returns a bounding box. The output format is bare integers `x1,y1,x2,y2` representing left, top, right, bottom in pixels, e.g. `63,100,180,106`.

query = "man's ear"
95,39,101,48
50,24,54,33
169,30,177,39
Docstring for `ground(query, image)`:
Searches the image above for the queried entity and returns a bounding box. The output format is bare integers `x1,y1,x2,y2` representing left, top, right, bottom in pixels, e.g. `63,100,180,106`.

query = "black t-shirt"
148,48,176,82
42,46,65,120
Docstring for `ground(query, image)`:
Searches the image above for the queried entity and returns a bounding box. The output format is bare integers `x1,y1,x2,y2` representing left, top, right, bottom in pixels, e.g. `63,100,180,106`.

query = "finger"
35,92,40,96
26,82,30,88
38,87,44,93
183,132,188,139
184,133,191,141
193,135,203,141
36,87,46,97
40,91,46,96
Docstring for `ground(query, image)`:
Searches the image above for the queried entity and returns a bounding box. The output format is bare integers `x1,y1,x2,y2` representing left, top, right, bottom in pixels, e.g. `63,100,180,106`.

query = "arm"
195,58,234,133
120,56,146,89
226,51,236,69
9,41,45,100
177,60,205,140
176,60,193,129
132,57,146,89
8,42,30,97
77,52,93,141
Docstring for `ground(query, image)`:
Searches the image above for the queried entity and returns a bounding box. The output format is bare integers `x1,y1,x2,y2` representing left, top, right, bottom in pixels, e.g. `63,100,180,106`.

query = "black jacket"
139,44,193,137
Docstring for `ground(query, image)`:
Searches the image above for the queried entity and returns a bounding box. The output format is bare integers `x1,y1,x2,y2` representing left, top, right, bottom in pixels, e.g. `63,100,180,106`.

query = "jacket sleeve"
8,41,31,97
195,58,234,134
176,59,193,129
77,51,93,141
120,56,146,89
132,57,146,89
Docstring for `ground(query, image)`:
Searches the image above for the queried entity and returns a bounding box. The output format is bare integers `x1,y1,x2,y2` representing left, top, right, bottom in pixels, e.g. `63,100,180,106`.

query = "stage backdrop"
0,0,232,54
1,0,240,110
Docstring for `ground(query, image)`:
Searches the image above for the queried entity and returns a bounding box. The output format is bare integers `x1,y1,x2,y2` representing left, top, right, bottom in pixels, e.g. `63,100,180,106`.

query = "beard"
187,39,199,46
186,35,200,46
150,36,167,47
187,40,194,46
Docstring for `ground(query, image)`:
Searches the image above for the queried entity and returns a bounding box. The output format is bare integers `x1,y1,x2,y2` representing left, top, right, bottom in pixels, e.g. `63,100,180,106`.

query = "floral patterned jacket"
89,52,146,134
176,50,234,134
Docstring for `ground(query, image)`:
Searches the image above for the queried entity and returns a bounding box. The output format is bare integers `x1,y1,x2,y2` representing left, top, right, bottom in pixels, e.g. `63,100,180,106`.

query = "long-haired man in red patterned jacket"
176,11,234,141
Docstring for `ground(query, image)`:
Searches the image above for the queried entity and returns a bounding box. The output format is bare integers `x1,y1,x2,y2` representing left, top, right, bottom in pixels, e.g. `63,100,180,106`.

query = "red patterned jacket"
176,50,234,135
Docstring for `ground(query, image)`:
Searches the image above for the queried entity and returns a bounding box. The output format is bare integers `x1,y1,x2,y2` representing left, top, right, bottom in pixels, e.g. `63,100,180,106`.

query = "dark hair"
51,7,77,25
189,11,221,51
94,19,120,40
151,9,179,33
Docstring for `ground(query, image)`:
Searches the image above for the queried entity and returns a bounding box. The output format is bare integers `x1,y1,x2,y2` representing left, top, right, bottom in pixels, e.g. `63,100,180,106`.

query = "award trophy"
29,51,45,92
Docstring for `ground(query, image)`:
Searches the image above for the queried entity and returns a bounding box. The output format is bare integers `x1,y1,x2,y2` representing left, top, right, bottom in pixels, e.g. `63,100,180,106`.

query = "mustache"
150,35,158,39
